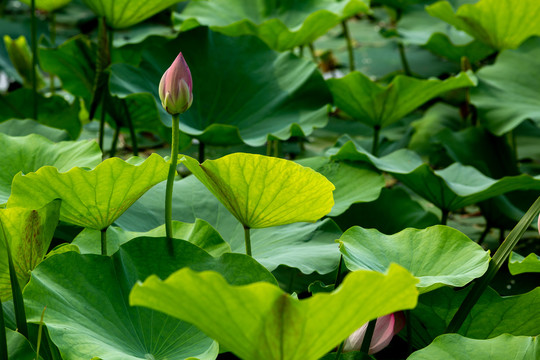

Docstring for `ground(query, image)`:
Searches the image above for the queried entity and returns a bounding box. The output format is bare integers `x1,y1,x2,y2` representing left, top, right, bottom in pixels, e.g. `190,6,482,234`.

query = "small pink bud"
159,52,193,115
343,312,405,354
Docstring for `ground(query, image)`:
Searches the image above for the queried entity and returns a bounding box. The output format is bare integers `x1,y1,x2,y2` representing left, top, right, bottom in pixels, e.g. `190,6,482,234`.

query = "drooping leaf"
0,133,101,204
339,225,490,293
174,0,370,51
470,38,540,135
7,154,168,230
426,0,540,50
407,334,539,360
109,27,332,146
326,71,476,129
130,264,418,360
24,238,276,360
0,200,61,301
409,286,540,348
508,252,540,275
296,157,385,216
5,328,42,360
0,119,70,142
182,153,335,228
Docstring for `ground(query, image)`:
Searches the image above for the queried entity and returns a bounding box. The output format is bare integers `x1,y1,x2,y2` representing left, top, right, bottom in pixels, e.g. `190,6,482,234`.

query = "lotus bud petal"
343,312,405,354
158,52,193,115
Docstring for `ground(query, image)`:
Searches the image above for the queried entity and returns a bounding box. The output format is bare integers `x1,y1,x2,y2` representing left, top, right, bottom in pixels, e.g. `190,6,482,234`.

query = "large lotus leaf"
0,133,101,204
509,252,540,275
130,263,418,360
295,157,385,216
326,71,476,129
328,136,540,211
409,286,540,348
470,38,540,135
109,27,332,146
5,328,41,360
81,0,185,29
116,175,342,274
426,0,540,50
7,154,168,231
0,119,70,141
0,200,60,301
182,153,335,228
0,88,81,139
24,238,276,360
19,0,71,11
407,334,539,360
73,219,231,257
175,0,370,51
339,225,489,293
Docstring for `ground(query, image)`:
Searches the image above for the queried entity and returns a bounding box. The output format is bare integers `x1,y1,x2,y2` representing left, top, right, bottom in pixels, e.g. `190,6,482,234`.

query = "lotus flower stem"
341,20,355,72
35,306,47,360
165,114,180,252
100,227,107,256
359,319,377,354
109,122,120,157
124,101,139,156
49,12,56,95
372,125,381,156
98,105,106,152
398,41,412,76
31,0,38,119
198,141,205,163
0,298,7,360
308,43,318,64
334,342,345,360
441,209,449,225
244,226,252,256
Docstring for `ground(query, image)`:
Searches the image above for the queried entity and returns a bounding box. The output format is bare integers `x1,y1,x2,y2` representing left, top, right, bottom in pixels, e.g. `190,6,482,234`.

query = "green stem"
165,114,180,254
372,125,381,156
308,43,318,64
35,307,46,360
333,255,346,358
477,225,491,245
98,104,106,152
334,341,345,360
100,227,107,256
0,298,7,360
266,139,273,156
109,123,120,157
198,141,205,163
244,226,252,256
123,101,138,156
360,319,377,354
441,209,449,225
49,12,56,95
31,0,38,120
398,41,412,76
341,20,355,72
446,196,540,333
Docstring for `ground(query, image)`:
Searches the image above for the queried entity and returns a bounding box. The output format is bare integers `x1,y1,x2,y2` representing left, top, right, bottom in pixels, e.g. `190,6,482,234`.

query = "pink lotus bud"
343,312,405,354
159,52,193,115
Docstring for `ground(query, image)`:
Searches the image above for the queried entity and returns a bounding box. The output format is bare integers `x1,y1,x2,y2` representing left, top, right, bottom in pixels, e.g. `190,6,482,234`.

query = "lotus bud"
343,312,405,354
159,52,193,115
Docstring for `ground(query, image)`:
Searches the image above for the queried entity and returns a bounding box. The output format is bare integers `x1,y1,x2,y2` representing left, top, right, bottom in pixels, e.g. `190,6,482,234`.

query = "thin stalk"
100,227,107,256
123,101,138,156
334,341,345,360
273,140,280,158
341,20,355,72
49,12,56,95
308,43,318,64
372,125,381,156
198,141,205,163
266,139,273,156
244,226,252,256
441,209,449,225
109,123,120,157
165,114,180,254
446,196,540,333
397,41,412,76
98,104,106,151
333,255,346,357
35,307,46,360
31,0,38,119
477,225,491,245
0,298,7,360
360,319,377,354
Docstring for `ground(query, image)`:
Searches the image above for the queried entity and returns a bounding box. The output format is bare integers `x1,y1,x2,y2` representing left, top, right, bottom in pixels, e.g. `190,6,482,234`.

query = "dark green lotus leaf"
73,219,231,257
116,175,342,274
328,136,540,211
174,0,370,51
409,286,540,349
109,27,332,146
339,225,490,293
24,237,276,360
470,38,540,135
5,328,41,360
131,264,418,360
326,71,476,129
0,89,81,139
0,133,101,204
509,252,540,275
296,157,385,216
423,33,495,63
0,200,61,301
8,154,169,231
426,0,540,50
407,334,539,360
0,119,70,142
81,0,185,29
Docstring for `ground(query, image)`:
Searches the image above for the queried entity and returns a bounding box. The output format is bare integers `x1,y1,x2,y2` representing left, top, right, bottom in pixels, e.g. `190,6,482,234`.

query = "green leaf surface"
5,328,41,360
8,154,168,230
81,0,185,29
117,175,342,274
109,27,332,146
130,263,418,360
0,119,70,142
24,238,276,360
410,287,540,348
296,157,385,216
0,133,101,204
426,0,540,50
326,71,476,129
182,153,335,228
19,0,71,11
471,38,540,135
328,136,540,211
407,334,539,360
0,200,61,301
174,0,370,51
508,252,540,275
73,219,231,257
339,225,490,293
